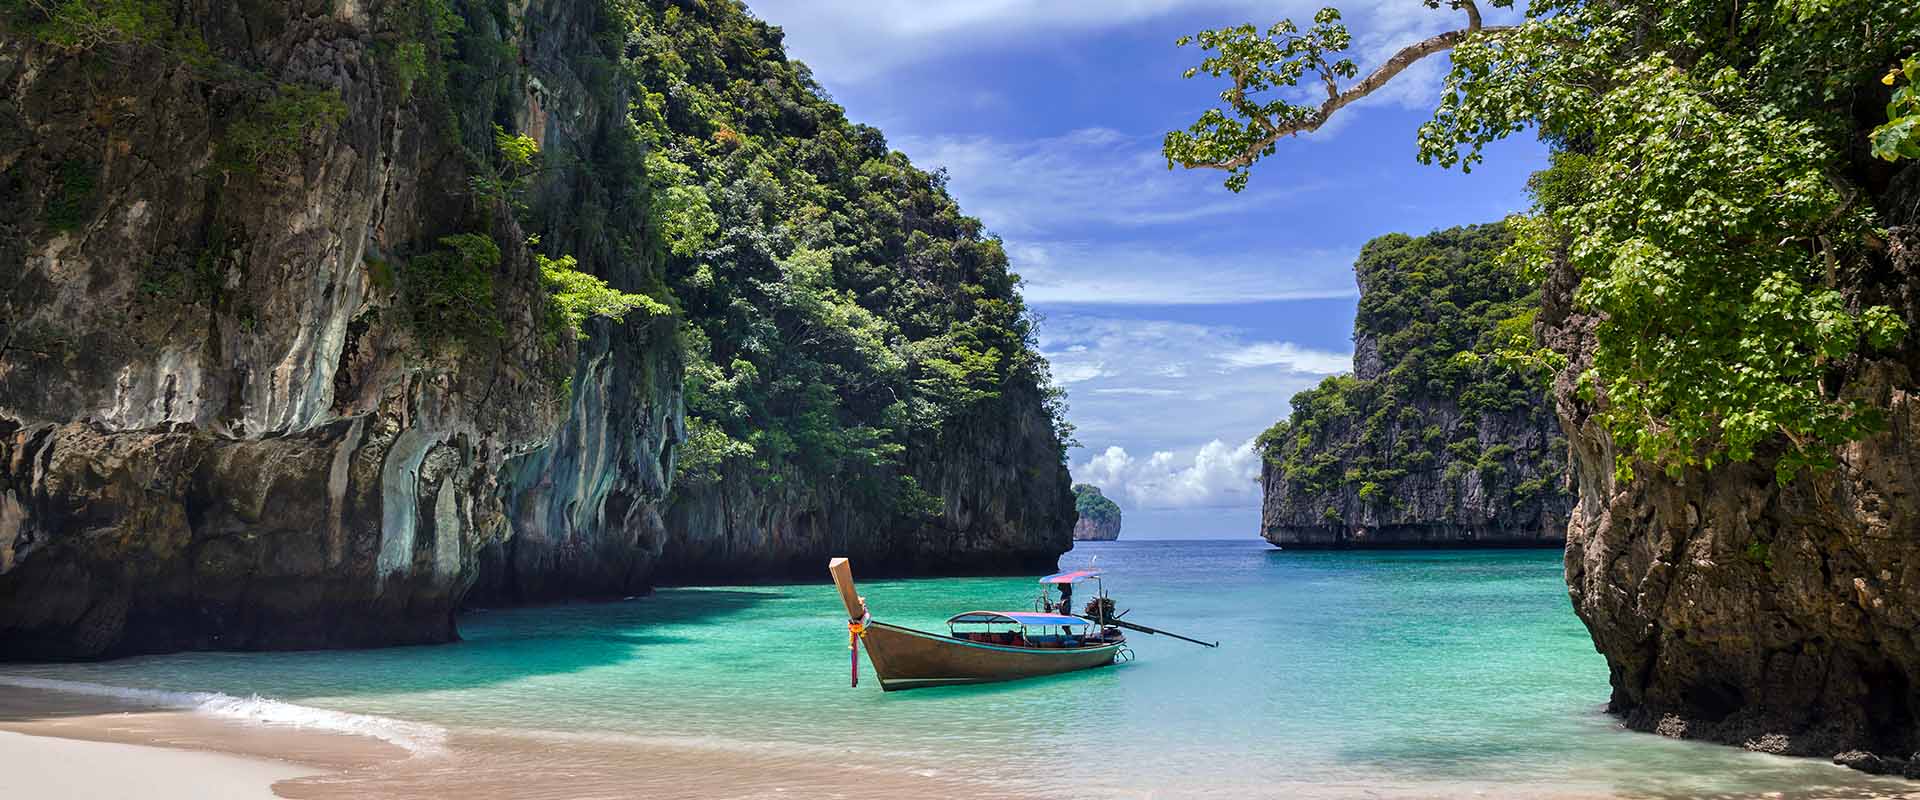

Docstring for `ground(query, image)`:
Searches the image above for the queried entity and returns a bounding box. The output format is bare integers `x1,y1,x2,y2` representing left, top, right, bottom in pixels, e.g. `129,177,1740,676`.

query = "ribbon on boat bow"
848,611,870,688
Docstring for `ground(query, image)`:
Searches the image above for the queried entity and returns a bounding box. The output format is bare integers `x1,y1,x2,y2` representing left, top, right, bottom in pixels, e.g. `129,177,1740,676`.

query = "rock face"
1260,225,1573,548
1072,484,1121,541
631,0,1073,583
660,387,1071,581
0,0,679,658
0,0,1068,658
1550,164,1920,764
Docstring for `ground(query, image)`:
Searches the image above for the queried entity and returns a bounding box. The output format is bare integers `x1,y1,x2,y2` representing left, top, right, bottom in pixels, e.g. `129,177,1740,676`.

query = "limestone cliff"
661,385,1070,581
0,0,682,658
1550,162,1920,769
1259,224,1573,548
0,0,1069,658
1071,484,1120,541
637,0,1074,582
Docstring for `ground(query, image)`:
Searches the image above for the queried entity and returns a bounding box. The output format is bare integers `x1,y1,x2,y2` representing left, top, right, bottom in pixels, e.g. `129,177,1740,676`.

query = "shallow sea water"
7,540,1914,798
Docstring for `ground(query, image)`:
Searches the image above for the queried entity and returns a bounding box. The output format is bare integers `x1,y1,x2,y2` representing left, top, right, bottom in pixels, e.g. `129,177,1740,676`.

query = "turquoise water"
5,541,1911,798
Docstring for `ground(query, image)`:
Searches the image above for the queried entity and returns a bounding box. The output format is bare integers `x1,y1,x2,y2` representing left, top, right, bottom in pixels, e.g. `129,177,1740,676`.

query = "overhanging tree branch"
1164,1,1513,188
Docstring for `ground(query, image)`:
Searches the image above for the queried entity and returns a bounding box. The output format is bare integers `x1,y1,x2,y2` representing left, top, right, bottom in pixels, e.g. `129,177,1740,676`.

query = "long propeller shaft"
1108,617,1219,648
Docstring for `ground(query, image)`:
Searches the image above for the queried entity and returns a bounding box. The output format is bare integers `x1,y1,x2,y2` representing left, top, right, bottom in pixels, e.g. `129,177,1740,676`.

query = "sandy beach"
0,680,1036,800
0,681,407,799
0,730,316,799
5,675,1893,800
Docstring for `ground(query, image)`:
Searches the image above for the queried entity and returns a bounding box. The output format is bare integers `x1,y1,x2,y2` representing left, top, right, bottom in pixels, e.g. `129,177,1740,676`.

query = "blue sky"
749,1,1549,538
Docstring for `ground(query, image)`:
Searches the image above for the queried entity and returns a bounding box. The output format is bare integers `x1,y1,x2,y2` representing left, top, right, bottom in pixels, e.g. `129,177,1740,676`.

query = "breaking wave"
0,674,446,756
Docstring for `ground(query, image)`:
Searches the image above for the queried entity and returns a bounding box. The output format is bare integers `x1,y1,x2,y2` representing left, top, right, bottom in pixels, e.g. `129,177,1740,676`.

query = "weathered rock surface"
1551,163,1920,763
661,386,1070,581
0,0,677,658
1260,225,1573,548
1071,484,1120,541
1072,517,1120,542
0,0,1069,659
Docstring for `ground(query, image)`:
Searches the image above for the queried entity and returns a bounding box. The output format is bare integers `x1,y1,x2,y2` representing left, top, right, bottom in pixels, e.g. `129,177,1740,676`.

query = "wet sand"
6,681,1898,799
0,683,402,799
0,682,1033,799
0,685,1640,800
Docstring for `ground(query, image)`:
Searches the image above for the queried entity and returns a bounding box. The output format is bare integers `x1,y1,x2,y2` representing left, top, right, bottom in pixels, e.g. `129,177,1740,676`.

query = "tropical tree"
1167,0,1918,483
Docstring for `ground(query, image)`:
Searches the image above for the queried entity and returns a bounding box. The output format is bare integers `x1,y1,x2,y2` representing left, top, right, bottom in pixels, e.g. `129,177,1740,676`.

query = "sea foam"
0,674,447,756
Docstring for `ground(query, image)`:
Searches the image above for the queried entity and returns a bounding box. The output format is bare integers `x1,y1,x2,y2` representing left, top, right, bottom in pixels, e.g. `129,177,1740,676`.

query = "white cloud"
752,0,1527,107
894,128,1298,238
1051,360,1108,385
1039,315,1351,382
1218,342,1353,374
1007,239,1358,306
879,127,1364,306
1073,438,1263,510
1038,313,1348,453
752,0,1277,84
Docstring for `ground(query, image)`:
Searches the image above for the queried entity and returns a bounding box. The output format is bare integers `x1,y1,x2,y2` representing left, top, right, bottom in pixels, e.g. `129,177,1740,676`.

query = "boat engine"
1083,596,1117,623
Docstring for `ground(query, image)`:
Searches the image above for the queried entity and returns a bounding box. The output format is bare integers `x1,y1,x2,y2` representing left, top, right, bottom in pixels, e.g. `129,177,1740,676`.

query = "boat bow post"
828,558,870,687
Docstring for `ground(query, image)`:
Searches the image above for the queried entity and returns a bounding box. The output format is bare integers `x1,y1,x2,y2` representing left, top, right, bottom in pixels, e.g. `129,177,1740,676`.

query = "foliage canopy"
1171,0,1919,483
1258,225,1564,507
613,0,1070,512
1072,484,1122,526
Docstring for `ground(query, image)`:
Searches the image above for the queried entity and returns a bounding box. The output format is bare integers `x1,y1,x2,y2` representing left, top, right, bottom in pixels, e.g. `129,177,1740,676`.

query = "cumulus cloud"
1218,342,1354,373
1038,313,1348,452
1039,315,1350,382
1005,239,1358,306
1074,438,1263,510
1050,359,1108,385
879,128,1361,305
751,0,1276,84
893,128,1296,237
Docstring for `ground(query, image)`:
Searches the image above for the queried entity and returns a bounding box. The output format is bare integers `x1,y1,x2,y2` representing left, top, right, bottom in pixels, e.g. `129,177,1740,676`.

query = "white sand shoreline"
0,680,1038,799
0,681,410,800
0,729,318,799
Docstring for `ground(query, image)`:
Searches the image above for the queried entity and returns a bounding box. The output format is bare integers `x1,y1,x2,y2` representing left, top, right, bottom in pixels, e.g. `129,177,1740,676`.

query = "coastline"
0,680,408,799
0,730,317,799
5,547,1911,800
0,679,1036,800
2,660,1904,799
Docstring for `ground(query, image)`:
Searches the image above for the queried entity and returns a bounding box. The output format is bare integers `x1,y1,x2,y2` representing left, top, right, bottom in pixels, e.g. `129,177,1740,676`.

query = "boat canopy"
947,611,1091,627
1038,569,1100,585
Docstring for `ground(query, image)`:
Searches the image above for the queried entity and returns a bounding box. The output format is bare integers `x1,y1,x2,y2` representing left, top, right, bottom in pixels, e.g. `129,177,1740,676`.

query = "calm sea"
4,540,1909,798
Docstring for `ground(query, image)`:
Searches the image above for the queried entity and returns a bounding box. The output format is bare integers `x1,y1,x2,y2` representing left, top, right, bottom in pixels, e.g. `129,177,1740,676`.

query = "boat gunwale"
871,620,1125,656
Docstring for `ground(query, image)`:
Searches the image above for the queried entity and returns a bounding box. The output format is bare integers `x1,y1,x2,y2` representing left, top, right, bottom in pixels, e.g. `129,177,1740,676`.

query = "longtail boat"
828,558,1215,692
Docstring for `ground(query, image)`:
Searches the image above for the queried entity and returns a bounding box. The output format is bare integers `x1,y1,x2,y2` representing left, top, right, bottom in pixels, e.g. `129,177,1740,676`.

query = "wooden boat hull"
861,621,1122,691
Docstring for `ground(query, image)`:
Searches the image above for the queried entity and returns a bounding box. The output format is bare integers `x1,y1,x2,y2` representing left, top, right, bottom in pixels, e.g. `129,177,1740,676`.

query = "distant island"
1257,224,1572,548
1072,485,1123,541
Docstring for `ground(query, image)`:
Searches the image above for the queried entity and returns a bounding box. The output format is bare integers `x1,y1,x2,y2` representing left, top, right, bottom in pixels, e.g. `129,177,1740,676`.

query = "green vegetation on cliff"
620,0,1071,514
1168,0,1918,485
1169,0,1920,763
0,0,1076,659
5,0,659,371
4,0,1070,522
1073,484,1121,527
1259,223,1553,505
